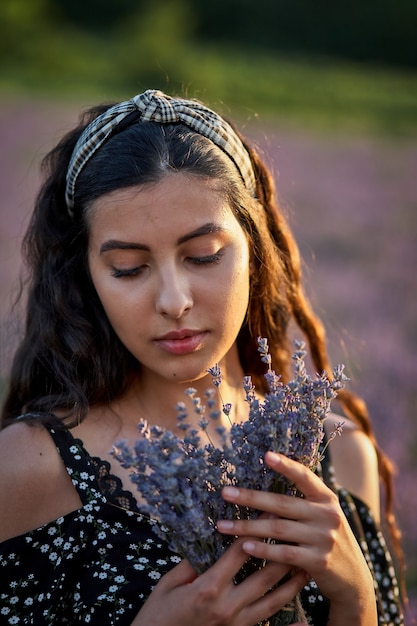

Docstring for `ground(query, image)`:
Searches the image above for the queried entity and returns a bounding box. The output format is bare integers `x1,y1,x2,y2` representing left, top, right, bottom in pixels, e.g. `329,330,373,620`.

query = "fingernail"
243,541,256,552
267,451,282,464
217,520,234,530
222,486,240,499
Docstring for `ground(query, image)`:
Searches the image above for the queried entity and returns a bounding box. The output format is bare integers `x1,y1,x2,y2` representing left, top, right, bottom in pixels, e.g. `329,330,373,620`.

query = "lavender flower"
113,421,232,573
207,364,222,387
112,338,347,622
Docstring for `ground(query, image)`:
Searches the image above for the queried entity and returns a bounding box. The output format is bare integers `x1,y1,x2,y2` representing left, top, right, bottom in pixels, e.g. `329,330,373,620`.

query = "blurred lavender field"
1,98,416,622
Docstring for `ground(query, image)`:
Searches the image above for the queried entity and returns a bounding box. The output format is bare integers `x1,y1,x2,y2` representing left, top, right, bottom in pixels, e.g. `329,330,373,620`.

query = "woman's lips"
155,330,207,355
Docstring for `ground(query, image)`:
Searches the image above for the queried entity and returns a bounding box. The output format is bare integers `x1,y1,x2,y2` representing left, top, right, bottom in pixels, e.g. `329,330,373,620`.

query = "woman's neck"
108,361,250,444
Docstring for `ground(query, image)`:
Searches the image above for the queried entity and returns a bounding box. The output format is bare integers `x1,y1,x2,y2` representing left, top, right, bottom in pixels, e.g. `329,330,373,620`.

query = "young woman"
0,89,404,625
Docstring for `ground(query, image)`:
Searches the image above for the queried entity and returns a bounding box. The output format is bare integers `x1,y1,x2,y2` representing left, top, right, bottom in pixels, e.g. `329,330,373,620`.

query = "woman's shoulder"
0,421,82,542
324,414,380,523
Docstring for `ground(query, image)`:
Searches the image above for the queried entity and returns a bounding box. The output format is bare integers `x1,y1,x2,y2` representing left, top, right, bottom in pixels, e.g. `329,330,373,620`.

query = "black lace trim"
89,455,140,513
48,424,140,514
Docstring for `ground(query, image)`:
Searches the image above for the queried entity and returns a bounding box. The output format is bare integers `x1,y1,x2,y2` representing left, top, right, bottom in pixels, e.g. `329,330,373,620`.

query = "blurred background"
1,0,416,621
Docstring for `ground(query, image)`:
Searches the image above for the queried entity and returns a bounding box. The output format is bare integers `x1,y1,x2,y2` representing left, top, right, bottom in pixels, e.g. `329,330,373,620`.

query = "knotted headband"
65,89,257,214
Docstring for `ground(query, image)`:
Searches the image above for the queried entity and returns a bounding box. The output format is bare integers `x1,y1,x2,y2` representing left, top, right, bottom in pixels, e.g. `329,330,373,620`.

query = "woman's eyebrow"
99,240,149,254
177,222,225,245
99,223,226,254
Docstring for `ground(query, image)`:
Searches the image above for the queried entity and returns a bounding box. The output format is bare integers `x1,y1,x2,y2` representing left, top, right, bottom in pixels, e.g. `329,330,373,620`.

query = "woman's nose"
155,269,193,319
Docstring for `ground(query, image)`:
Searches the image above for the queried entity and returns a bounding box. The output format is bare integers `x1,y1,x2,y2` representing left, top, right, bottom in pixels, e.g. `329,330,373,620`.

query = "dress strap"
47,426,107,506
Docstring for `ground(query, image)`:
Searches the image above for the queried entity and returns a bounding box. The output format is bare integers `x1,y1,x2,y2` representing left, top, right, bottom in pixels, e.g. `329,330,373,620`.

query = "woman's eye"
187,250,224,265
111,266,146,278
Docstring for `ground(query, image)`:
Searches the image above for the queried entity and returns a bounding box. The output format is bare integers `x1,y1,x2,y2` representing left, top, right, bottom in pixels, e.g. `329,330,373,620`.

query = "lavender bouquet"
113,339,347,625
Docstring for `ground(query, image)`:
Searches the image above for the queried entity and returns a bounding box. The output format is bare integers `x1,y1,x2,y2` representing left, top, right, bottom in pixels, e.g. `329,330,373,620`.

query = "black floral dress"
0,426,404,625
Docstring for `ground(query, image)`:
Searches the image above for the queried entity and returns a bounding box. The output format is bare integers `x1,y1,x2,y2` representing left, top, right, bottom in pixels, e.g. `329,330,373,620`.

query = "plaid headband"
65,89,257,214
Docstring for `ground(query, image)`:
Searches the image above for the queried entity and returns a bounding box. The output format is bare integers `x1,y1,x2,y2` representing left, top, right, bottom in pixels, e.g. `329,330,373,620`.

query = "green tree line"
1,0,416,137
2,0,416,69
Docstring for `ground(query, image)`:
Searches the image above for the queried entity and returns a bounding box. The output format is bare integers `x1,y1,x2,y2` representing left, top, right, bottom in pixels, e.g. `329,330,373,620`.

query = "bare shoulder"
0,422,82,542
324,414,380,523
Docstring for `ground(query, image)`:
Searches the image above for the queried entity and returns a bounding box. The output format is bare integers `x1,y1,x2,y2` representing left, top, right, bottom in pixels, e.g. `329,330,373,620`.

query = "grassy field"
1,44,417,139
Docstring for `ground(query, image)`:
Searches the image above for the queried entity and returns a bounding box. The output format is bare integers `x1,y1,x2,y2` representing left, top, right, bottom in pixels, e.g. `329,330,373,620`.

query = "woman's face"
87,173,251,387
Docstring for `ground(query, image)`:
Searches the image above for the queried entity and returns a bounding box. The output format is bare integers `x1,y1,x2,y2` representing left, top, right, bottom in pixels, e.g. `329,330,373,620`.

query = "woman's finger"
220,453,338,518
202,535,264,584
222,486,311,521
152,558,198,591
241,539,316,572
217,515,314,545
239,567,309,626
265,452,330,500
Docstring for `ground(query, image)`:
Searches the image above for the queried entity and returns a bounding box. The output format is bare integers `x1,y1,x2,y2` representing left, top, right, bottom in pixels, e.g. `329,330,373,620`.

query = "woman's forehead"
87,174,242,242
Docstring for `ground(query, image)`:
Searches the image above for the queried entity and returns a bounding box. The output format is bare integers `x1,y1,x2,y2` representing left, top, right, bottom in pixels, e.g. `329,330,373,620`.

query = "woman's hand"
131,535,308,625
217,452,377,626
